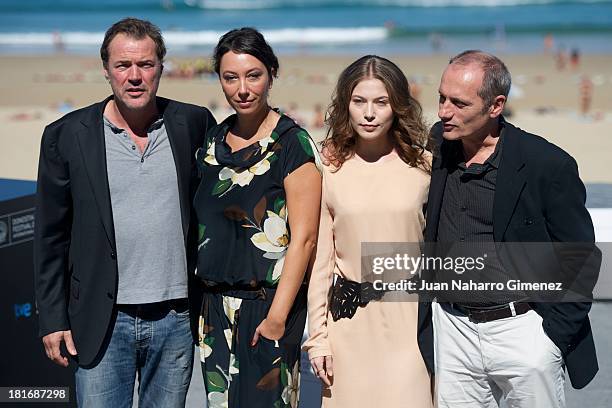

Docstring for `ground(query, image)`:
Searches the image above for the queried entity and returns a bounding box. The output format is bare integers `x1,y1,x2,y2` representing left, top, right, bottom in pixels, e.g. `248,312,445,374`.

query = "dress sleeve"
303,169,335,359
280,128,319,179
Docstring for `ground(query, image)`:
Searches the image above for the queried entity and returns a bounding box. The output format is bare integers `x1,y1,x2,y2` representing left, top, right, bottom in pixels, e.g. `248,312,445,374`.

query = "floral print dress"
193,113,317,408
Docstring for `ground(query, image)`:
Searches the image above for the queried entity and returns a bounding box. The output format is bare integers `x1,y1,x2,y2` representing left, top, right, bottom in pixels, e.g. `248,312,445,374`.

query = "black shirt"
437,131,503,243
437,124,522,305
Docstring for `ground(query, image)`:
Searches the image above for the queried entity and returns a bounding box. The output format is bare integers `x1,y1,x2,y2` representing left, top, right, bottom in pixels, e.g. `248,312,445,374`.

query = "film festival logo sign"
0,208,35,249
0,219,8,246
360,242,602,303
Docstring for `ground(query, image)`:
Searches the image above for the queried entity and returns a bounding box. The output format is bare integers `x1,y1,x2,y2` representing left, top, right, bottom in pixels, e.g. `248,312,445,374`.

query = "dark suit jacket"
418,118,600,389
34,96,216,367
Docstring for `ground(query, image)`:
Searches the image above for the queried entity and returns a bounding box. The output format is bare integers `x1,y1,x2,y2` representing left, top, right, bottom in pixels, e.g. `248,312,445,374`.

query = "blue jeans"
75,300,194,408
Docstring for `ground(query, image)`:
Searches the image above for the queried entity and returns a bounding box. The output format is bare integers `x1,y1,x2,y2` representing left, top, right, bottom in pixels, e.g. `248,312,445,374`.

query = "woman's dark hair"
324,55,431,172
213,27,279,78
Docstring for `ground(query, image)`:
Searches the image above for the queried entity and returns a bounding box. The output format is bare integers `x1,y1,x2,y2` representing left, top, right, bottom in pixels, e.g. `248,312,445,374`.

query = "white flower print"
250,210,289,259
281,361,300,408
198,315,213,361
229,353,239,375
223,328,233,350
222,296,242,323
216,151,275,196
204,140,219,165
258,134,275,154
271,255,285,283
208,391,228,408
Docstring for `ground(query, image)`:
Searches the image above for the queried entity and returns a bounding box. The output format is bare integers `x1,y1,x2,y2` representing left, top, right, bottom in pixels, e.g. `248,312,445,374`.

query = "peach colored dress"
303,153,433,408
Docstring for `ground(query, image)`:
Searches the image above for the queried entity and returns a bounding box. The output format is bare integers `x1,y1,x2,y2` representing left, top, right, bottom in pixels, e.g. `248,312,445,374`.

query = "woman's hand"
310,355,333,387
251,317,285,346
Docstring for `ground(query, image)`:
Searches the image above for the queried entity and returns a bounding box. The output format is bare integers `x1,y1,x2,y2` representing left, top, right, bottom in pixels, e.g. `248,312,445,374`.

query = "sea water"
0,0,611,55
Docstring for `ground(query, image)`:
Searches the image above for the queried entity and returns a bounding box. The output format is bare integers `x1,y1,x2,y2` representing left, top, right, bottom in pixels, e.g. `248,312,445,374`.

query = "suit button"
524,218,533,225
111,251,116,259
107,292,114,300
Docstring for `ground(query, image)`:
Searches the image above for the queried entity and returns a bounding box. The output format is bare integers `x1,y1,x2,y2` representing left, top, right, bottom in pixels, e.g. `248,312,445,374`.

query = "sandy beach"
1,53,611,182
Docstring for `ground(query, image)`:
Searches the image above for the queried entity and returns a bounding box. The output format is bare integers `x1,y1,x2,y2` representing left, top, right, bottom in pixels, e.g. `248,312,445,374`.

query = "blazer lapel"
493,125,526,241
161,98,191,242
425,133,463,242
76,96,116,249
425,152,448,242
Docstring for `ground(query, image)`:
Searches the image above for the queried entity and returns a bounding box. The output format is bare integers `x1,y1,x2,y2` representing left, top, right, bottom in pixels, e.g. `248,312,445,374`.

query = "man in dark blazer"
34,18,215,406
418,50,599,407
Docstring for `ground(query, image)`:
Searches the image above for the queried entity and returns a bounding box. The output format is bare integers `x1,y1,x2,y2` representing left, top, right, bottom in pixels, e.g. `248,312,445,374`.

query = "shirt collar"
449,118,506,170
103,115,164,134
485,118,505,169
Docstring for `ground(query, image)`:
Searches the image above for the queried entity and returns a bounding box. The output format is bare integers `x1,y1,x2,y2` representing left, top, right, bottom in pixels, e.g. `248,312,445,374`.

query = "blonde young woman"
303,55,433,407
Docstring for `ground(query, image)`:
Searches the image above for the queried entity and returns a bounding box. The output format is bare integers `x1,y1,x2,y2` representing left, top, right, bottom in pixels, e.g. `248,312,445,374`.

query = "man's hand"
42,330,77,367
310,355,333,387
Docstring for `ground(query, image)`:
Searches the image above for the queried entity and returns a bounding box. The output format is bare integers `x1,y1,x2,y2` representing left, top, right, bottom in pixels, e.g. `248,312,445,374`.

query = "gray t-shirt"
103,116,188,304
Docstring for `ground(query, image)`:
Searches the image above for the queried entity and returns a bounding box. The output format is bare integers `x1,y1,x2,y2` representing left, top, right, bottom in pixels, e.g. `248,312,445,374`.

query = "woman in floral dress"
303,55,434,407
194,28,321,407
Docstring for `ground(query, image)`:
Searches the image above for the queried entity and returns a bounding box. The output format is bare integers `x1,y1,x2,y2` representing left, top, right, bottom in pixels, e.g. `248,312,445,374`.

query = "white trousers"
432,302,566,408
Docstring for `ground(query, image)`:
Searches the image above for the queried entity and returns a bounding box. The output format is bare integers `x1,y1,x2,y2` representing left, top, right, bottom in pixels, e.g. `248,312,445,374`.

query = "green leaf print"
203,336,215,347
212,178,232,196
297,130,314,158
273,401,282,408
265,263,280,286
271,130,280,141
280,362,289,387
229,353,240,376
198,224,206,243
273,197,286,214
206,371,227,393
